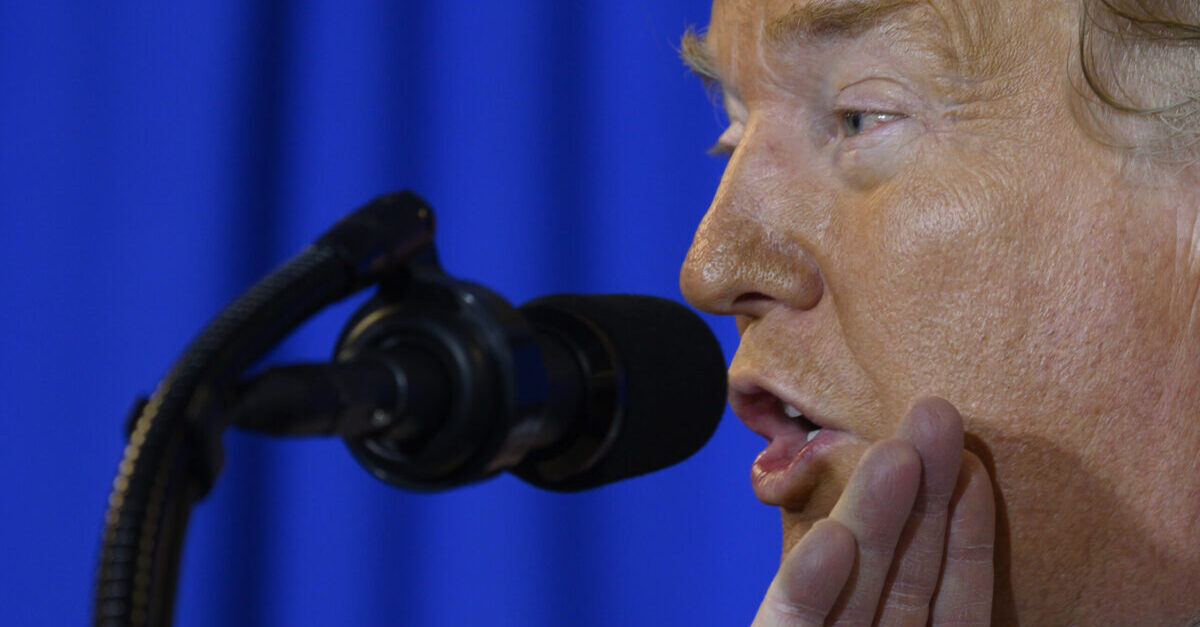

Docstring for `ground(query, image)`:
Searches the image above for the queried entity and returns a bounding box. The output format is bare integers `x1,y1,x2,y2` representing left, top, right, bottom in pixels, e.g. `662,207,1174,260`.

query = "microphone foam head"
514,294,727,491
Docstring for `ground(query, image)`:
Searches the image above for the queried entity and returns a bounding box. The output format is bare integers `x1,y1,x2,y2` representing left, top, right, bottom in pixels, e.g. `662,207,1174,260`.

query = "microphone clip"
333,263,554,491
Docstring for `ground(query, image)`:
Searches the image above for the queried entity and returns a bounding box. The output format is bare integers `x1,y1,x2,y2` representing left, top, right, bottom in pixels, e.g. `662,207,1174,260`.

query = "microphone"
512,294,727,491
231,281,727,492
96,192,726,626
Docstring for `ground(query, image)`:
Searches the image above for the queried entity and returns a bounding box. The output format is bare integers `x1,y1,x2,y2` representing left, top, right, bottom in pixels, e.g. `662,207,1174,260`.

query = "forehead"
703,0,1028,86
705,0,927,80
711,0,918,35
708,0,919,45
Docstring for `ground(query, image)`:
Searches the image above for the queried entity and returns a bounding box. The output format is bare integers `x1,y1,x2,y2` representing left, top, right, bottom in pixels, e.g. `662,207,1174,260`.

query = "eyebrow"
680,27,722,86
765,0,919,43
680,0,920,85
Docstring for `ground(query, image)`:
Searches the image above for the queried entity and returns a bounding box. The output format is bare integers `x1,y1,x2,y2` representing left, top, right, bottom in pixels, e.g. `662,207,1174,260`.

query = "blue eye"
843,111,868,136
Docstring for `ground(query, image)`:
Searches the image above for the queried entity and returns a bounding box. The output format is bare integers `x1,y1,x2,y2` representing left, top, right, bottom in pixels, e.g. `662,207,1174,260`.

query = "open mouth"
741,396,826,473
783,403,822,443
730,386,863,507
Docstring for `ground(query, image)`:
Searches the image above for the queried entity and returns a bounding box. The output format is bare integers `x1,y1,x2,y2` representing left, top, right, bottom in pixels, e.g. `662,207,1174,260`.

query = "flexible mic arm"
94,192,440,626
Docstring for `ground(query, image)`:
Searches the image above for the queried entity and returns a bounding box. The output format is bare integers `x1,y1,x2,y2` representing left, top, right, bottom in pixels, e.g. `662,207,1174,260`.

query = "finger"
875,398,964,625
929,452,995,625
826,439,922,625
753,519,858,627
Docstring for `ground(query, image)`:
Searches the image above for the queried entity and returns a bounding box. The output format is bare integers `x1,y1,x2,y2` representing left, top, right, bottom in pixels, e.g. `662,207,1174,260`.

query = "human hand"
751,398,995,626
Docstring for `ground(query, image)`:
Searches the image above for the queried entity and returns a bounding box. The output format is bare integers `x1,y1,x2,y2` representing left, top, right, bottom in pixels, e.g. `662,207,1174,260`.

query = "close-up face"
680,0,1200,621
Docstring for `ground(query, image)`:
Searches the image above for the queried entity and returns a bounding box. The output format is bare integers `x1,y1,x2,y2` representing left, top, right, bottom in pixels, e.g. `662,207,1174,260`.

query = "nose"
680,136,825,318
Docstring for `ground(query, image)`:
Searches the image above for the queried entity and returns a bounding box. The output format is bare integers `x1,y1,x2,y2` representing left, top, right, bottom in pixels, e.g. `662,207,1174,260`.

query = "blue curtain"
1,2,782,624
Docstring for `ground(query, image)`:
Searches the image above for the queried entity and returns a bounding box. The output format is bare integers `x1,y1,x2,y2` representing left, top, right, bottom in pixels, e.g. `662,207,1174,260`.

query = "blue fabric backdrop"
1,2,783,624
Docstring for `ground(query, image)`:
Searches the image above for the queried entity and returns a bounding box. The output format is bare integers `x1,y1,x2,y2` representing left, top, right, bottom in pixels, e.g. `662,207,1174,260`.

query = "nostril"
731,292,775,316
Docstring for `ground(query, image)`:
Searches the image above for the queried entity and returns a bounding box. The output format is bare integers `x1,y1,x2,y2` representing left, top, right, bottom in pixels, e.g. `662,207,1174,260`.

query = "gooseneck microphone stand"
94,191,728,627
94,192,441,626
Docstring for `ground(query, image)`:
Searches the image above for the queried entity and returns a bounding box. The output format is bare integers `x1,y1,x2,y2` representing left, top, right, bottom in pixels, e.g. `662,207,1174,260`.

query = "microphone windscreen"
515,294,727,491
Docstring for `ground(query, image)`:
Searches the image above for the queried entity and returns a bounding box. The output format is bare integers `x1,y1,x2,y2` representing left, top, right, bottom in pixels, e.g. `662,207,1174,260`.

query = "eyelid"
708,120,745,157
840,110,906,138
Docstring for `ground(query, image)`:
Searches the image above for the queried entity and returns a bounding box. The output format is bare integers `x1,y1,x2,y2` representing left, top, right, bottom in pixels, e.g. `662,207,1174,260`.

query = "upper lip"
728,375,840,442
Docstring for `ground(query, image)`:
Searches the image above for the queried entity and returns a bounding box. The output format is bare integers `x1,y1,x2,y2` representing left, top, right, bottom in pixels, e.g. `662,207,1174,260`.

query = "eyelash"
707,141,735,157
707,110,904,157
839,111,904,138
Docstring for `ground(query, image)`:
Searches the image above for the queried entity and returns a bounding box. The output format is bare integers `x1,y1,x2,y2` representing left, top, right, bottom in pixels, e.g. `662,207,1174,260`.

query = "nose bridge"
680,130,825,315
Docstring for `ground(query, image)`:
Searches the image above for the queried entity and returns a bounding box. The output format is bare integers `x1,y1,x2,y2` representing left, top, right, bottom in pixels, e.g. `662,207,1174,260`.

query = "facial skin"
680,0,1200,624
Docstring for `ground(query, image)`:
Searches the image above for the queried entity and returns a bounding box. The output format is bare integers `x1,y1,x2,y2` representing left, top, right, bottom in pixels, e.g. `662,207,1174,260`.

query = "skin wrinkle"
757,13,789,88
682,0,1200,623
927,0,1030,79
818,238,896,427
838,80,997,416
728,12,744,100
1179,203,1200,338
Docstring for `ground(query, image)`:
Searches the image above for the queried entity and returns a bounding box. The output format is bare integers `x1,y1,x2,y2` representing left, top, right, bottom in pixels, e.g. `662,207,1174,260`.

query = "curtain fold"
1,2,782,625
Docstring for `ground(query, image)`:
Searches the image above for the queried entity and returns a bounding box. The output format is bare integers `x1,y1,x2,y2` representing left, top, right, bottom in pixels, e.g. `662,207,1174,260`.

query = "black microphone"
512,294,727,491
231,280,727,492
97,192,726,626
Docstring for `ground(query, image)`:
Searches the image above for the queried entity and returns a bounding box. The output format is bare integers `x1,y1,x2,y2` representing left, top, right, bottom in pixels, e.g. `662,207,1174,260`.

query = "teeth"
783,404,803,419
805,429,821,443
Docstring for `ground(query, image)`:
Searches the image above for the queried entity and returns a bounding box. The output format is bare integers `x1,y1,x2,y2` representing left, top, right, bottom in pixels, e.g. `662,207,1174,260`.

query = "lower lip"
750,428,856,505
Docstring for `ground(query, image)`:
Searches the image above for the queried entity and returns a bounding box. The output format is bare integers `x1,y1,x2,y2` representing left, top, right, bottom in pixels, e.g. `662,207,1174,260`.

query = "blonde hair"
1078,0,1200,161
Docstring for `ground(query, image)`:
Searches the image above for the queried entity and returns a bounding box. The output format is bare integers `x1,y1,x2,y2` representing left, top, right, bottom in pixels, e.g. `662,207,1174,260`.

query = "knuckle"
762,593,828,625
882,589,928,612
830,605,877,626
855,521,899,555
945,542,993,564
886,580,936,605
931,600,992,626
909,491,952,516
876,601,931,627
897,541,944,565
888,548,944,584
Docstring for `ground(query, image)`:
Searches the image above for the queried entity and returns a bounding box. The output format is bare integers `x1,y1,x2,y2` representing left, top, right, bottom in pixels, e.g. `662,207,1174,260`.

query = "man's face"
681,0,1200,619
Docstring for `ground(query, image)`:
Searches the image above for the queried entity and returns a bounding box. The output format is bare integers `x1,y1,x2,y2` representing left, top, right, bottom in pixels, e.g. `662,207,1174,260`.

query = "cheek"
823,166,1032,415
826,147,1178,443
